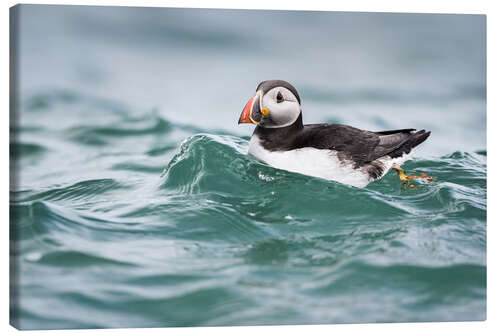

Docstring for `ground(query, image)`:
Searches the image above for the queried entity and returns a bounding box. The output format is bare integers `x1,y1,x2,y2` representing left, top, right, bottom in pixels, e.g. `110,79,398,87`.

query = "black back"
252,80,430,169
254,114,430,168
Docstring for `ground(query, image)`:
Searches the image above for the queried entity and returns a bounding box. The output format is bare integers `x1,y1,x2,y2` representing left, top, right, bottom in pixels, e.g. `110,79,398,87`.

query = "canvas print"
10,4,486,330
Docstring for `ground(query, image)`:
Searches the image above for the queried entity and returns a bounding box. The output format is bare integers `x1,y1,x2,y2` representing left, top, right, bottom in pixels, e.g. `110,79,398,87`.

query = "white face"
259,87,301,128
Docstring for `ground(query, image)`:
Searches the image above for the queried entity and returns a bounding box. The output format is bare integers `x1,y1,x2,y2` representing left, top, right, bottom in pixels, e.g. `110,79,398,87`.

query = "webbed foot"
391,163,436,189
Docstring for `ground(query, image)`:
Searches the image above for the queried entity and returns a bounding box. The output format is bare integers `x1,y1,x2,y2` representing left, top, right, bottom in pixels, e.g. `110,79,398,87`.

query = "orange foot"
392,163,437,189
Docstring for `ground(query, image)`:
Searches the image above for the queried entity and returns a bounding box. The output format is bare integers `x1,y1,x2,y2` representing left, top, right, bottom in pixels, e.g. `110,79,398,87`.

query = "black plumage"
254,113,431,179
245,80,431,181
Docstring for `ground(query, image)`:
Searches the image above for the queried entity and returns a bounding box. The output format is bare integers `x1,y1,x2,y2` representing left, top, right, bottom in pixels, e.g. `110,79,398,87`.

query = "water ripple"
11,124,486,328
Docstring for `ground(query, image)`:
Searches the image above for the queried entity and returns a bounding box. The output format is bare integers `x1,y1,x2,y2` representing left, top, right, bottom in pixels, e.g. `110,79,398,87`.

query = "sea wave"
11,117,486,329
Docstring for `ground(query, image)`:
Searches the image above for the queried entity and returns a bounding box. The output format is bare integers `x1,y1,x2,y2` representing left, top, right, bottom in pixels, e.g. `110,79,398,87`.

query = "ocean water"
10,5,486,329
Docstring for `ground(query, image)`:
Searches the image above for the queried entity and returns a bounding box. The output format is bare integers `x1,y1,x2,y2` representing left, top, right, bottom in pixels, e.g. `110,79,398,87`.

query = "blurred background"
17,5,485,155
11,5,486,329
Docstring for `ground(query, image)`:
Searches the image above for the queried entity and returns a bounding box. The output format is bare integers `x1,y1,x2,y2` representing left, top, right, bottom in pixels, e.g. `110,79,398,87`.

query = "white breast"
249,135,373,188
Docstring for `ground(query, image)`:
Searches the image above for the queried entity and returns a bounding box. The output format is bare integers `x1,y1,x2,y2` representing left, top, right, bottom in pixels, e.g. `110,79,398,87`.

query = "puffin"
238,80,431,188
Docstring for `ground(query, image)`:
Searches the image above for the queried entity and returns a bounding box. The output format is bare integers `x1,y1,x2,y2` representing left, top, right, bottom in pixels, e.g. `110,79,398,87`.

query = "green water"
10,5,485,330
10,92,486,329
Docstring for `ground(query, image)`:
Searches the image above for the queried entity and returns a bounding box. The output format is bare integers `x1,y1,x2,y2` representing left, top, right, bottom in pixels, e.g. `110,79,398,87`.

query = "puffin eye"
276,91,284,103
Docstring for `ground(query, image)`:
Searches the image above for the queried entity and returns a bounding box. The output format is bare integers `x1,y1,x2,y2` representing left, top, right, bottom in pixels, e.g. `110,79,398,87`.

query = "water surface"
10,5,486,329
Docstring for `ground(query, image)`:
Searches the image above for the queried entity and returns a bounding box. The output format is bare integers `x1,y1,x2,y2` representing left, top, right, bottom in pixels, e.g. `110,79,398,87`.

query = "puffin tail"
387,130,431,158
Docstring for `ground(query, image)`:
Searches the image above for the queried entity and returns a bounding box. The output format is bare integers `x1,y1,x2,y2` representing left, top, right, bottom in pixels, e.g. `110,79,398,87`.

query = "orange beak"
238,92,260,125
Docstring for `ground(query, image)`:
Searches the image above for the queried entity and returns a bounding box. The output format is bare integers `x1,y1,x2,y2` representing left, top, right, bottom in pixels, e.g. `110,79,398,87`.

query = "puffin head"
238,80,301,128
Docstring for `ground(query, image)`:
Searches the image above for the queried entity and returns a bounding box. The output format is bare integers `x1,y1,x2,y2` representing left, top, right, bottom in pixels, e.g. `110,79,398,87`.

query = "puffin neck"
253,113,304,151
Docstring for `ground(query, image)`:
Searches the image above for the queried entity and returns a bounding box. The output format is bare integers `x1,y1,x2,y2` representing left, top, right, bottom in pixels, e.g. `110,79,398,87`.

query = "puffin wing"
372,128,431,160
299,125,430,167
375,128,415,135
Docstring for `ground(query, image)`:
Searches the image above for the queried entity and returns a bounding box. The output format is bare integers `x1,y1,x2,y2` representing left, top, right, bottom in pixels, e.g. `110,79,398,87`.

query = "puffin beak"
238,91,261,125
